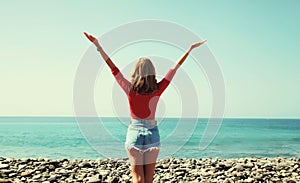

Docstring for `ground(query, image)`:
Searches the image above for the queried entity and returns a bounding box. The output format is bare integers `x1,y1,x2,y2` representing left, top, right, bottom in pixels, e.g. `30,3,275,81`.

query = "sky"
0,1,299,118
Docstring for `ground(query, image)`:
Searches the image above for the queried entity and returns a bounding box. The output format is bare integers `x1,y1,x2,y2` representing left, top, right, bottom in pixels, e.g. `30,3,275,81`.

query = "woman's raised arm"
173,40,207,70
84,32,116,70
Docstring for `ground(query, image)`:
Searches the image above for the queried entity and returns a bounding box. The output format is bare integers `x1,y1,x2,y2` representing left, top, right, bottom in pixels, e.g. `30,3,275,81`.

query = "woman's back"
112,65,177,119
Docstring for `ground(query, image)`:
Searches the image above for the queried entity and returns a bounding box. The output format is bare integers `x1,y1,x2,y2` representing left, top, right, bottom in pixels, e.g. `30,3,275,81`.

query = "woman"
84,32,206,183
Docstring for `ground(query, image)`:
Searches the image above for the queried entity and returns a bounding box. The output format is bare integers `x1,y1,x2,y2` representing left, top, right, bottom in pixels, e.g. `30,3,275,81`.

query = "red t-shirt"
111,67,177,119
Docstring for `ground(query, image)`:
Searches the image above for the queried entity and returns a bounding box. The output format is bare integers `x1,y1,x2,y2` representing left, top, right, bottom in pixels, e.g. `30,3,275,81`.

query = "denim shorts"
125,119,161,152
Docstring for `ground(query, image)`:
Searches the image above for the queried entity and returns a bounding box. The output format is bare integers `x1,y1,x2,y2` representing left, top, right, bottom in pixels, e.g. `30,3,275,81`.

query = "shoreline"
0,157,299,182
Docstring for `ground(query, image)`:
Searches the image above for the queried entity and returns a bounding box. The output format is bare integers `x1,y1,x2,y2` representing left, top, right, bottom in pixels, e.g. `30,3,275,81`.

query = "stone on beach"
0,157,299,182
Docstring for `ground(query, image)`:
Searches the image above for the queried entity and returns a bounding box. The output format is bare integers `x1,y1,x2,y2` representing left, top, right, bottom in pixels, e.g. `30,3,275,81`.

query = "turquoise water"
0,117,299,159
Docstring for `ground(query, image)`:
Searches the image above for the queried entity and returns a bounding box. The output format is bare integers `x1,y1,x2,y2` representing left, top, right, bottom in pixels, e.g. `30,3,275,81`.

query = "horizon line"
0,115,299,120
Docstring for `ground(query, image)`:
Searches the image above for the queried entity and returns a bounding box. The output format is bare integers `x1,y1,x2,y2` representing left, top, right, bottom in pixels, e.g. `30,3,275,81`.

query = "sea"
0,117,299,160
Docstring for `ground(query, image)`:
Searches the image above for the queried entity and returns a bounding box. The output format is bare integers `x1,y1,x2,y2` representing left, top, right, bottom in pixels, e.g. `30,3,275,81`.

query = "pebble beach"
0,157,299,183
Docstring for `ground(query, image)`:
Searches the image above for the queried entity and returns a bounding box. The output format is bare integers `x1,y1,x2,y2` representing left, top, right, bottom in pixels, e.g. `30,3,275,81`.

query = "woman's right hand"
188,40,207,53
84,32,100,48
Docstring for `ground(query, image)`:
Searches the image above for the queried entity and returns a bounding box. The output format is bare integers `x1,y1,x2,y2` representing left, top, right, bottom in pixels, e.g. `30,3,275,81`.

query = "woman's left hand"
84,32,100,48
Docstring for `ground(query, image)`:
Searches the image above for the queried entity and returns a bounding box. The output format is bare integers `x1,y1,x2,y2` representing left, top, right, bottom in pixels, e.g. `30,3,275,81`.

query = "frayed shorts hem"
125,143,161,153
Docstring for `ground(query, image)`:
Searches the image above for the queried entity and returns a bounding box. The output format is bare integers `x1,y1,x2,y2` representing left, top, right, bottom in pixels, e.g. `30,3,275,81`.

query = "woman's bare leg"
143,148,160,183
126,148,145,183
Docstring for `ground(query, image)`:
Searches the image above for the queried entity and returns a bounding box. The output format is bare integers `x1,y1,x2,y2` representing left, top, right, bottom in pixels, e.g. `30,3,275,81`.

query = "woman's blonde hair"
130,57,158,94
